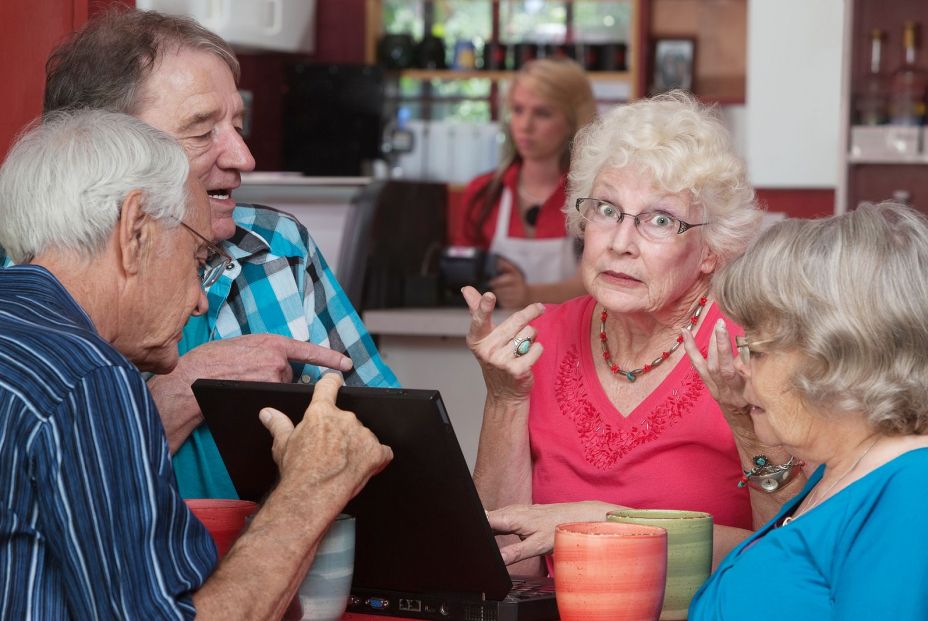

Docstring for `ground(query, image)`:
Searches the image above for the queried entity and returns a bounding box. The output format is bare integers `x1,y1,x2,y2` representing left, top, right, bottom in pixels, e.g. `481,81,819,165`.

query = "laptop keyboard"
504,577,556,602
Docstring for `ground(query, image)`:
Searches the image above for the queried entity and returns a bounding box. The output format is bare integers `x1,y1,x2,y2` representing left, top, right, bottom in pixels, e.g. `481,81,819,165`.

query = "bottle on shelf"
855,29,888,125
892,189,912,208
889,21,928,126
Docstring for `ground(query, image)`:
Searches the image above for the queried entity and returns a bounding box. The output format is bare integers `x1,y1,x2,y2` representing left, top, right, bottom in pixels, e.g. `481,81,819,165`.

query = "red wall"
755,188,835,219
0,0,131,161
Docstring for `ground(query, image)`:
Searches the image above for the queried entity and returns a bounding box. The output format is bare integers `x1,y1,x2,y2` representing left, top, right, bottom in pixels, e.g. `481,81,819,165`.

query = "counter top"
363,307,512,338
241,172,372,187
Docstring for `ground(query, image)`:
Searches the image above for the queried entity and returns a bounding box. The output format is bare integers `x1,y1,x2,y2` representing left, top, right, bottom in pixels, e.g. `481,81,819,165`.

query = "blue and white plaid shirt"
172,204,399,498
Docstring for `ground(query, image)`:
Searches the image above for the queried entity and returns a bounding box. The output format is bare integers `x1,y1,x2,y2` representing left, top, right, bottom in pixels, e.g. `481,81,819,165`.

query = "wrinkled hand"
148,334,354,452
463,286,544,402
260,373,393,501
172,333,352,384
488,502,617,565
489,257,530,309
681,319,752,434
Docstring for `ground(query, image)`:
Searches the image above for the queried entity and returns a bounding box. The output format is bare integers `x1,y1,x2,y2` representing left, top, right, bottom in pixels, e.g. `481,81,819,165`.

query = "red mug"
185,499,259,559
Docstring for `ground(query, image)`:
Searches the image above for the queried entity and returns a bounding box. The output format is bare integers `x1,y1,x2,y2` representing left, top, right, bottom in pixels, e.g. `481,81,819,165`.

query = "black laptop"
192,379,558,621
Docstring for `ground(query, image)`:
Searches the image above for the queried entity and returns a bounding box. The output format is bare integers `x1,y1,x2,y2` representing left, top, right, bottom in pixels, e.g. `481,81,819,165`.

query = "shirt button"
300,374,312,384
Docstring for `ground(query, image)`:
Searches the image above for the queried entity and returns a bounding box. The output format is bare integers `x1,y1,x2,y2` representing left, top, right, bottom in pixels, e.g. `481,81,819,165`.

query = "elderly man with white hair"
0,109,392,619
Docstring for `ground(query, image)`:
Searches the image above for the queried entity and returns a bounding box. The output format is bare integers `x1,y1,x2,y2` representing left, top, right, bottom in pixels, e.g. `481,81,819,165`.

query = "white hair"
566,91,761,269
715,202,928,435
0,109,189,263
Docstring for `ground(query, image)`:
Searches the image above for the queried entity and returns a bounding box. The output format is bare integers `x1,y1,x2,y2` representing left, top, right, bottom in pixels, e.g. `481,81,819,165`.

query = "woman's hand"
681,319,752,433
489,257,530,309
463,286,545,402
487,501,620,565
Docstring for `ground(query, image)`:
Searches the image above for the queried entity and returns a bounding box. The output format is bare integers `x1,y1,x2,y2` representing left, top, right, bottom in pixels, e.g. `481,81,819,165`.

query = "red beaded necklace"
599,296,708,383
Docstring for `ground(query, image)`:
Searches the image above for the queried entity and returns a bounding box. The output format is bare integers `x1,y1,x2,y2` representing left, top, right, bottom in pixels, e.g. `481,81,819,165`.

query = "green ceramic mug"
606,509,713,621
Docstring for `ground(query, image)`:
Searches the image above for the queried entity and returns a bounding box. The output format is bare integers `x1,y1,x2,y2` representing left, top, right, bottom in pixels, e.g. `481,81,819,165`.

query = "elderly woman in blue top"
687,202,928,619
0,9,400,499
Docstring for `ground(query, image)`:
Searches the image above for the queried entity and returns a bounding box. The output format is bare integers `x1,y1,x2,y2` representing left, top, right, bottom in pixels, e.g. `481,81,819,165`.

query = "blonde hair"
566,91,760,268
467,58,596,244
714,202,928,435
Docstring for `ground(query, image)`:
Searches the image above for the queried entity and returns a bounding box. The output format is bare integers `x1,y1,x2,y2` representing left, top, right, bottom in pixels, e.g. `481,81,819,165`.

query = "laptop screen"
192,379,513,600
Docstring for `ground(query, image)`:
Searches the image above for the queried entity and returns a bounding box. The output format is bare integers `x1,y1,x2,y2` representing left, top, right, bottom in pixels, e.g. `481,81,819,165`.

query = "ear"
699,244,719,275
116,189,149,278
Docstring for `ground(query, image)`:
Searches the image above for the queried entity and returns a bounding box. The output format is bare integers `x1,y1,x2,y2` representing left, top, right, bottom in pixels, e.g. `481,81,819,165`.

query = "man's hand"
195,373,391,620
260,372,393,503
148,334,353,452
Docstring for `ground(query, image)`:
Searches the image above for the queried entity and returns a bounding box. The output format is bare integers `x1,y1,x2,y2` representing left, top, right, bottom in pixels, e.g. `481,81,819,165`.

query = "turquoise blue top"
690,447,928,620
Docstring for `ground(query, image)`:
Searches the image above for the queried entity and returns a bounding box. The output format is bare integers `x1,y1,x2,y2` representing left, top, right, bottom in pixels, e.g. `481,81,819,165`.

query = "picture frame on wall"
650,37,696,95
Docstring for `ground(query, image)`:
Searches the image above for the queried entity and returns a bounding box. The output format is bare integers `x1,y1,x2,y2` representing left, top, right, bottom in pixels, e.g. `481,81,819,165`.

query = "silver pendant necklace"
781,435,881,526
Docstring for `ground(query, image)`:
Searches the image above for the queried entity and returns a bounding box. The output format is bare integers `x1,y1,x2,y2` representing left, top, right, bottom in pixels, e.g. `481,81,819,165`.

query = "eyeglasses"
575,198,708,242
177,220,233,288
735,336,776,365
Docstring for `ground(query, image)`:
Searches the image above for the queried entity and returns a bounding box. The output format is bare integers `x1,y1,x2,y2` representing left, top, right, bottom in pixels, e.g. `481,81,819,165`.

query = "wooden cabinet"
838,0,928,212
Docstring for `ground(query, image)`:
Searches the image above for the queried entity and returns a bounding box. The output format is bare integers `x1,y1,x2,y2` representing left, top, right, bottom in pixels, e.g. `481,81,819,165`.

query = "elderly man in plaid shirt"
1,9,400,499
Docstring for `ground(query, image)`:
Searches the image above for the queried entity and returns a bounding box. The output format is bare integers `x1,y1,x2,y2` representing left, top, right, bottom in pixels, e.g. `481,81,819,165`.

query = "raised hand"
260,372,392,500
681,319,751,429
462,286,545,402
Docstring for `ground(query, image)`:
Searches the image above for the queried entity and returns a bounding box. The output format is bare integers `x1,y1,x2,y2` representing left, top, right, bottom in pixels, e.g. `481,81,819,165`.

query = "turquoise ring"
513,336,532,357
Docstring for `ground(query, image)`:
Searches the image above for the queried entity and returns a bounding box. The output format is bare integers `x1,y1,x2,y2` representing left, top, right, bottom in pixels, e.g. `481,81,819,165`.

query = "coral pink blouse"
529,296,753,530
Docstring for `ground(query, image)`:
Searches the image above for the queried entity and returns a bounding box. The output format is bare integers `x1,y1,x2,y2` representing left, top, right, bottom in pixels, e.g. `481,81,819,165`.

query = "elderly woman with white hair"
688,202,928,618
464,92,792,573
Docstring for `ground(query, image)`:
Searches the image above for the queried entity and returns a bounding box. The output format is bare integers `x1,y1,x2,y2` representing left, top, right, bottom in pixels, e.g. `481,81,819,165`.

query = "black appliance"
282,63,384,176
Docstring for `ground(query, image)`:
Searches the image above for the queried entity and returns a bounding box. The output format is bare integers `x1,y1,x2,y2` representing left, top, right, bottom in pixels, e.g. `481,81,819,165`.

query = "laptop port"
399,599,422,612
366,597,390,610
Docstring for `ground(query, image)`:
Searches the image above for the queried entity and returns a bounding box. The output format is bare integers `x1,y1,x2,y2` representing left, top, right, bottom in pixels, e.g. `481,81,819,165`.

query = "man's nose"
218,129,256,172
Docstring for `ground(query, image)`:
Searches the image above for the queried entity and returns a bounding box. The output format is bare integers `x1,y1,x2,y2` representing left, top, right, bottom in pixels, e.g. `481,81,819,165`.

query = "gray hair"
0,110,190,263
567,91,761,269
44,9,240,115
714,202,928,435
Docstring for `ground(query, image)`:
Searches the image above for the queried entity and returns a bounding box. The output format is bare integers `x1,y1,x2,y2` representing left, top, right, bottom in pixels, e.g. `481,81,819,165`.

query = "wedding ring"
513,336,532,357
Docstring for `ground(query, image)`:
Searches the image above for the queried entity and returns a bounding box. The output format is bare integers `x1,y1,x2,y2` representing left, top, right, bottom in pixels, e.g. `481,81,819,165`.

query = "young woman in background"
450,58,596,308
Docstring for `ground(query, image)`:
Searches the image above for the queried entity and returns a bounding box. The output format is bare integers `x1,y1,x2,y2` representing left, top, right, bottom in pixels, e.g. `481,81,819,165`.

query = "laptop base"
348,577,558,621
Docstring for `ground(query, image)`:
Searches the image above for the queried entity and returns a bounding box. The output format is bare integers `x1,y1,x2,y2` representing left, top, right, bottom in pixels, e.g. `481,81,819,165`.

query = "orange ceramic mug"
185,499,259,559
554,521,668,621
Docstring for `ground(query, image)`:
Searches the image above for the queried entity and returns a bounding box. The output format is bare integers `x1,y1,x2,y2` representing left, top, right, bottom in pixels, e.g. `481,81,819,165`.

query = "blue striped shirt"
0,265,217,619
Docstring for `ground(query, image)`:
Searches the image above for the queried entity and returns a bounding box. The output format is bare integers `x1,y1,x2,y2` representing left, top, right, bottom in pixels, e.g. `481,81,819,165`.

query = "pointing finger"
309,372,344,410
283,339,353,372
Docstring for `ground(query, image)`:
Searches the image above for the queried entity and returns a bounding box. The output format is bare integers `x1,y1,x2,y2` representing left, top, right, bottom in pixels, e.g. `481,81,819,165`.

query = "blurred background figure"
450,58,596,308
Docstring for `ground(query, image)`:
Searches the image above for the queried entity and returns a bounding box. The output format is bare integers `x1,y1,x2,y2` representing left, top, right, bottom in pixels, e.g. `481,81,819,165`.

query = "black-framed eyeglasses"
735,336,776,365
177,220,233,288
575,197,708,241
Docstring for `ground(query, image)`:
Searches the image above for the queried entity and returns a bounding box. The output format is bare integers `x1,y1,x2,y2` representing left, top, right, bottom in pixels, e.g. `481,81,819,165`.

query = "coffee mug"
297,513,356,621
184,498,259,559
554,521,667,621
606,509,713,621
